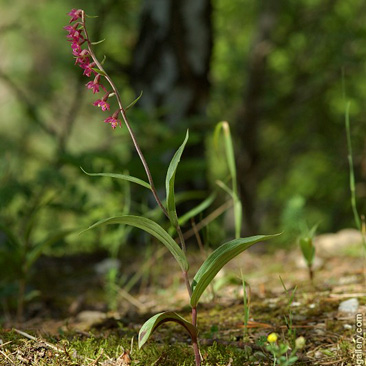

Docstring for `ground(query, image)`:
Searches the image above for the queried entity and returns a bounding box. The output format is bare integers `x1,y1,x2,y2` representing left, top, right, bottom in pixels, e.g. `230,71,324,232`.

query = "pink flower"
63,25,75,33
66,29,84,44
80,61,96,77
86,75,106,94
104,116,121,129
93,99,110,111
67,9,82,23
71,42,85,57
86,81,101,94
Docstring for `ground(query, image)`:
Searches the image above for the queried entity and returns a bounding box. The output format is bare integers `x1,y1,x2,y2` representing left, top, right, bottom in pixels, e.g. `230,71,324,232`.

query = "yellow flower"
267,333,278,343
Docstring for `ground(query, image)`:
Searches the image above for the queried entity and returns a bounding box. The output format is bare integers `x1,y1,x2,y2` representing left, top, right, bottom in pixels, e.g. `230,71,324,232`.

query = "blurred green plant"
214,121,243,238
0,186,76,322
298,224,317,284
67,9,278,366
241,270,250,343
344,102,366,251
279,276,297,347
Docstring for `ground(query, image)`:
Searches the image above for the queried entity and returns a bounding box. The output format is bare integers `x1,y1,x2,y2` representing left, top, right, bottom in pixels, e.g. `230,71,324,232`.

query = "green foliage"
213,121,242,238
298,224,317,268
83,215,189,272
138,311,198,349
80,167,151,189
190,234,278,308
165,130,189,228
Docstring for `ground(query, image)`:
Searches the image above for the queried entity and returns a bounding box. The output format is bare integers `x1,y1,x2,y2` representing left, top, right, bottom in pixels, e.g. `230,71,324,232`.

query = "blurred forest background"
1,0,366,316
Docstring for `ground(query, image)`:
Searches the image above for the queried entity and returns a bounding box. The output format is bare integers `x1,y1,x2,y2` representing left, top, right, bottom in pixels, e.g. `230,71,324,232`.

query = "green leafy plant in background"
298,224,317,284
0,190,75,322
213,121,242,238
65,9,278,365
344,102,366,252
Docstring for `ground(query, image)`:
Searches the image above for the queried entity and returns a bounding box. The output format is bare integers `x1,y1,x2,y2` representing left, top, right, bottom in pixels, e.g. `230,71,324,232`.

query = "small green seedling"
266,332,306,366
241,270,250,342
279,276,297,345
65,10,278,366
298,224,317,283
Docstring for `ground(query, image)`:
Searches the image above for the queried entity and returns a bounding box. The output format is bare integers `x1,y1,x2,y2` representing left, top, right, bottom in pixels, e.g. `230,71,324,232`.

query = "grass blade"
165,130,189,227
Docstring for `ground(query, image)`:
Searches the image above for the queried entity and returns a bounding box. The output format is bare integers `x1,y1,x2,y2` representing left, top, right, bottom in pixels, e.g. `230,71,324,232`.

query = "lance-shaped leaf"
91,39,105,45
126,91,143,111
82,215,188,271
165,130,189,227
91,68,107,76
80,167,151,189
190,234,280,307
139,311,197,349
213,121,237,189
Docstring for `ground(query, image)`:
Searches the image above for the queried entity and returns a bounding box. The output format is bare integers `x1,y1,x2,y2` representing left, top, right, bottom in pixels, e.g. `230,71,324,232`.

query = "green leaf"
165,130,189,227
213,121,237,187
190,234,279,307
126,91,143,111
80,167,151,190
299,237,315,265
91,39,105,45
138,311,197,349
213,122,242,238
82,215,188,271
91,68,107,76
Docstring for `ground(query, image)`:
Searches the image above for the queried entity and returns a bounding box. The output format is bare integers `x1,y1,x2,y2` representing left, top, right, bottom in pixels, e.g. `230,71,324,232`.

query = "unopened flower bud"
295,336,306,349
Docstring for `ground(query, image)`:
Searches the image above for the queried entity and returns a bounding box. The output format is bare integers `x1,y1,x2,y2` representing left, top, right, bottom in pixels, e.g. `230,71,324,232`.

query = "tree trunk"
235,0,281,235
131,0,212,126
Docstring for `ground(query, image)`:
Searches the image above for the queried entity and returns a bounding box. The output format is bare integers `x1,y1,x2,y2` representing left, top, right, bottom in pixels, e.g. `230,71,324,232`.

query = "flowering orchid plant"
65,9,277,366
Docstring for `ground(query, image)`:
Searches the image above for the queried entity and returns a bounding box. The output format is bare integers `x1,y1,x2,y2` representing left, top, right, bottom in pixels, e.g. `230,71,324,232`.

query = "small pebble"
338,298,359,314
315,351,324,359
343,324,353,330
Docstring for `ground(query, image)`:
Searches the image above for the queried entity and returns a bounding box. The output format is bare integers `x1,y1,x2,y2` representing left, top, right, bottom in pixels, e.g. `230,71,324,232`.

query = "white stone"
94,258,120,275
338,298,359,314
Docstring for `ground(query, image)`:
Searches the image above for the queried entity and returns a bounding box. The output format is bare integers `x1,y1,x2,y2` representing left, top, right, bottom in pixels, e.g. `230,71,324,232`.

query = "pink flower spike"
80,61,96,77
104,116,121,129
93,99,110,111
67,9,82,23
86,81,100,94
63,25,74,33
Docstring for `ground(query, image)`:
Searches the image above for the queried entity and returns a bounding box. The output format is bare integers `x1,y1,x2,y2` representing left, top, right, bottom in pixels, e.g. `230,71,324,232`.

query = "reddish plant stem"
191,307,201,366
